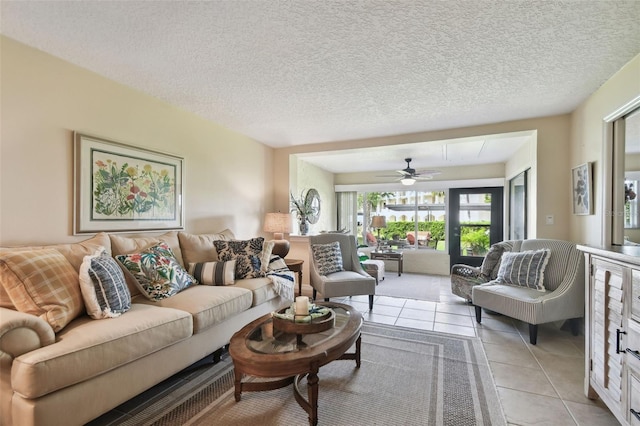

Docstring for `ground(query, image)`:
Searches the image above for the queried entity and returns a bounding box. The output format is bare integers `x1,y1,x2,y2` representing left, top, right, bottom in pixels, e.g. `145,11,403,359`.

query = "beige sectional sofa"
0,230,291,426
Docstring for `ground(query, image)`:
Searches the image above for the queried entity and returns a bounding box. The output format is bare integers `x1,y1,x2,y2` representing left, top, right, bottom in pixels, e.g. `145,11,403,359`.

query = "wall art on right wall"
572,162,593,215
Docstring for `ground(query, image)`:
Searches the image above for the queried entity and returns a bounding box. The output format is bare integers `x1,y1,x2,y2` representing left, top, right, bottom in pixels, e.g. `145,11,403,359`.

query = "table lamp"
371,215,386,250
264,212,292,258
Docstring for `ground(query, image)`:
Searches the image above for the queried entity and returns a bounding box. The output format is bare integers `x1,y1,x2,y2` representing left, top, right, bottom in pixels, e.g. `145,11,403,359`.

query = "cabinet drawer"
628,321,640,371
629,370,640,425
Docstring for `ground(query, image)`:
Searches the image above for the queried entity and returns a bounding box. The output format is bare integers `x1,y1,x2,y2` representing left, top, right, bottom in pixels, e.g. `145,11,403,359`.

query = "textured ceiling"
1,1,639,161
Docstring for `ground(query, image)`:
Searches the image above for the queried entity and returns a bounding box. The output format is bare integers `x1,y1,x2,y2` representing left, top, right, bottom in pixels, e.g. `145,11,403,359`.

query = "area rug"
121,322,505,426
374,272,442,302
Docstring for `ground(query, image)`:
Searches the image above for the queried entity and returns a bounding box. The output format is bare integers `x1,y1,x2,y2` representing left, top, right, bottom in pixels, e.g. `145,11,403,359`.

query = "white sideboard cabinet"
578,245,640,426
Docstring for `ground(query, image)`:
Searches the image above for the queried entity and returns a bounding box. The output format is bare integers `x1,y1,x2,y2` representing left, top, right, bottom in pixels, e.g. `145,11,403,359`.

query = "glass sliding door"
448,187,503,268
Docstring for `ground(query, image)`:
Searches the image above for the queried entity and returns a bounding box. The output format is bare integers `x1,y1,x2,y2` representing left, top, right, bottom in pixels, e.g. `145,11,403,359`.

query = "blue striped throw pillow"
79,250,131,319
189,260,236,285
495,249,551,292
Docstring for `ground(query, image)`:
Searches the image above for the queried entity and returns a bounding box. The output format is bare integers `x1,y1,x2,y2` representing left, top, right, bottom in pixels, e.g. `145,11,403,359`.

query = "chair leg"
324,298,329,302
569,318,580,336
368,295,374,311
312,289,317,301
529,324,538,345
475,305,482,323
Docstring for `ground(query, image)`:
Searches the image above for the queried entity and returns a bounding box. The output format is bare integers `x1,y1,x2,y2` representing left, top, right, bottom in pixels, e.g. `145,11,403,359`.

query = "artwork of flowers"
92,152,176,219
74,133,184,233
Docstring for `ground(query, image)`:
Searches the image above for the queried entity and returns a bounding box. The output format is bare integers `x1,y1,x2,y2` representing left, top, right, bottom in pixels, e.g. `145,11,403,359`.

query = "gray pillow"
481,244,505,280
495,249,551,292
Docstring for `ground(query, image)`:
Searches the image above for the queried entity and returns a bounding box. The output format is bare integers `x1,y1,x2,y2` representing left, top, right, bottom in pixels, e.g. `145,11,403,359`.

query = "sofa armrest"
451,264,483,280
0,308,55,359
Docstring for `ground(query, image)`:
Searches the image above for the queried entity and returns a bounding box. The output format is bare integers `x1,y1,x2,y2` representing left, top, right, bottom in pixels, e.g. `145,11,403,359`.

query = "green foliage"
461,226,490,255
357,192,394,213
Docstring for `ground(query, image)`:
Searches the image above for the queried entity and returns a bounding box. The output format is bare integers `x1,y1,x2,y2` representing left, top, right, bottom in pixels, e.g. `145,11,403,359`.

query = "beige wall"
274,115,572,241
570,54,640,246
0,36,274,246
290,156,335,235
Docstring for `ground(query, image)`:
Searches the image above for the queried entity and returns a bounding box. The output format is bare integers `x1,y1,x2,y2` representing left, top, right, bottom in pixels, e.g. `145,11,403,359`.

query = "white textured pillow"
79,248,131,319
189,260,236,286
311,241,344,276
495,249,551,292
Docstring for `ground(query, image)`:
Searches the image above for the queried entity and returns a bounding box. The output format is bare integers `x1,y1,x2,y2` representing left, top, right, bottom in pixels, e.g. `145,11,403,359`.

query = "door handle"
626,348,640,361
616,329,627,354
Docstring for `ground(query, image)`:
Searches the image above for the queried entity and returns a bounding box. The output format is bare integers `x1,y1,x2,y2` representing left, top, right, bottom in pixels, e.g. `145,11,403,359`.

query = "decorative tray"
272,304,335,334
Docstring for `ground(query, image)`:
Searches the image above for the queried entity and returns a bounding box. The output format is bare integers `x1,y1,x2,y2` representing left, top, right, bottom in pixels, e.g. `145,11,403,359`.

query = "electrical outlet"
546,215,554,225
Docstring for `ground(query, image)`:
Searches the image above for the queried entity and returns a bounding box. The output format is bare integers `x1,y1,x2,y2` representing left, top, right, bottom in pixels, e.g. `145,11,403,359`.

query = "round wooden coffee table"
228,302,362,426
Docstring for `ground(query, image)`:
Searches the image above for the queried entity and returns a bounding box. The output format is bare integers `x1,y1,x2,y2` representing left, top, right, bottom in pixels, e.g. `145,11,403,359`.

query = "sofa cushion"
188,260,236,286
495,249,551,292
0,249,84,332
178,229,235,265
234,277,278,307
481,243,505,280
311,241,344,275
79,249,131,319
213,238,271,279
110,231,183,267
0,233,111,309
132,285,253,333
11,303,192,399
116,242,197,301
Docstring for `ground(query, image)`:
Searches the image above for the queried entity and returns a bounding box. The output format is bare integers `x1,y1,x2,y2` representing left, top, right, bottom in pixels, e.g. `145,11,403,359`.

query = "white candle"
295,296,309,315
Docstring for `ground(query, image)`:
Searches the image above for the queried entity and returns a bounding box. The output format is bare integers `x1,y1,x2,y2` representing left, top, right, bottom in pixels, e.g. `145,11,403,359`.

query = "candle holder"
271,305,335,335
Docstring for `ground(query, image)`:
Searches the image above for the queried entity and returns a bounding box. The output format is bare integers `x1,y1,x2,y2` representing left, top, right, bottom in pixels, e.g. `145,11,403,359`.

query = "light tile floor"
90,274,620,426
314,275,621,426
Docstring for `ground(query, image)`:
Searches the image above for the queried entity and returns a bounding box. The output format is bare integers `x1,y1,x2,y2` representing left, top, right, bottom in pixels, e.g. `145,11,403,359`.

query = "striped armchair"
471,239,584,345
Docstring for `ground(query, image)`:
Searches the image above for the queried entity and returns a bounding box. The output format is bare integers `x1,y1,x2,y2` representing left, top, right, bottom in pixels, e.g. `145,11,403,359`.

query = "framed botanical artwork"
74,133,184,234
572,162,593,215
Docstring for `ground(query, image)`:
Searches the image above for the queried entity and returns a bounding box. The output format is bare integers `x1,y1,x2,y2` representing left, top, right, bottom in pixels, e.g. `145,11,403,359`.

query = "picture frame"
572,162,593,215
74,132,184,234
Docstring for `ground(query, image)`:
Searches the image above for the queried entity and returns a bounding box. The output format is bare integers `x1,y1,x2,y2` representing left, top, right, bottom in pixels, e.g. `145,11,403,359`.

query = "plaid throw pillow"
0,249,83,332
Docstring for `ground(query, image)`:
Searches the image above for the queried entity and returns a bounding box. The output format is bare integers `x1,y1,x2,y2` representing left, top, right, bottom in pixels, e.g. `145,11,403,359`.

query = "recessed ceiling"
297,133,532,174
1,1,638,150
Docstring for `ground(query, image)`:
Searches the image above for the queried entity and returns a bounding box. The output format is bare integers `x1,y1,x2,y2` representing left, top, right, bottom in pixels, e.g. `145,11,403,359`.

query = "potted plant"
290,190,314,235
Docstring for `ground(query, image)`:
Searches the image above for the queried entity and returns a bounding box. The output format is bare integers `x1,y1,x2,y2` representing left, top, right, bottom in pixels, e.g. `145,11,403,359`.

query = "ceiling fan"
377,158,441,186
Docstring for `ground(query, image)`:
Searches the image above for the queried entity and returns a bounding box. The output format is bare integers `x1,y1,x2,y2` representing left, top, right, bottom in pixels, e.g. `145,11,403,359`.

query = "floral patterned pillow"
116,242,197,301
213,237,267,279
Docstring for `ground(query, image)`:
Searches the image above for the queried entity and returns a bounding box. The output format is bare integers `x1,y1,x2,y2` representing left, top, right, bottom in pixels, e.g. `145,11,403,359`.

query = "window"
351,190,446,251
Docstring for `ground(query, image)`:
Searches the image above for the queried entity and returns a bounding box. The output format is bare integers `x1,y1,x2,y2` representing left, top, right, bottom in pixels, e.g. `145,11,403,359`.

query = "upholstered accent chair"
468,239,585,345
309,234,376,310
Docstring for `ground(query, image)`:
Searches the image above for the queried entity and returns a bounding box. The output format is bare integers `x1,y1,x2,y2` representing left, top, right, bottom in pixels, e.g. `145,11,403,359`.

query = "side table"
284,258,304,296
370,251,403,276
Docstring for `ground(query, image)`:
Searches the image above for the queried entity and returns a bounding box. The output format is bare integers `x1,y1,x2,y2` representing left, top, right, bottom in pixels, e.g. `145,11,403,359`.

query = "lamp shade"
371,215,387,229
264,213,292,258
263,213,292,237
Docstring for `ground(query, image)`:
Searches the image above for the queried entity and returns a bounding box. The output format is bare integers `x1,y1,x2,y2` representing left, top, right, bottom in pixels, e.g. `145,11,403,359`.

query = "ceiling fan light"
401,177,416,186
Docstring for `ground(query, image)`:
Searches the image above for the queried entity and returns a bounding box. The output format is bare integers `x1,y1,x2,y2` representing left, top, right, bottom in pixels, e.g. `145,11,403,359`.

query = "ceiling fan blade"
415,170,441,177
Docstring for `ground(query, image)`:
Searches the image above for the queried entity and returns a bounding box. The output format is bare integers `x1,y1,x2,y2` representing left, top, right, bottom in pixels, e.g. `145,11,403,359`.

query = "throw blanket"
266,256,295,301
